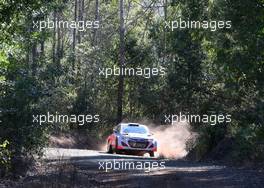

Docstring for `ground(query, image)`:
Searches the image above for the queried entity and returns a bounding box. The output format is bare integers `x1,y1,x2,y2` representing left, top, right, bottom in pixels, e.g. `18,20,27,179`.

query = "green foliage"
231,124,264,163
0,140,11,176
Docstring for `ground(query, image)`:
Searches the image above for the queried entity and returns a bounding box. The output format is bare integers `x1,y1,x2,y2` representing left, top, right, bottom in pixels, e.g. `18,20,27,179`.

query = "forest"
0,0,263,177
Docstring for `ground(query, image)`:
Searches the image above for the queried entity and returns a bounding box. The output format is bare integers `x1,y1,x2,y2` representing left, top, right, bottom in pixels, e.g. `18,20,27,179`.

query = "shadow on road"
19,149,264,188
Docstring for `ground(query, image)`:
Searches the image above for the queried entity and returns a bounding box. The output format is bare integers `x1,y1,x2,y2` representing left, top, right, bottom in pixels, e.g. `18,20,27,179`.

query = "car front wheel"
149,151,154,157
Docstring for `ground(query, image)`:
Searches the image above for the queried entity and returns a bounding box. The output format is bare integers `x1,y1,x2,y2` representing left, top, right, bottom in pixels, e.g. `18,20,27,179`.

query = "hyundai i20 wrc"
106,123,157,157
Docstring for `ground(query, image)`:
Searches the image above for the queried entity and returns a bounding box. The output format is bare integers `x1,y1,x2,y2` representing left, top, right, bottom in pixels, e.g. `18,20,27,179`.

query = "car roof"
120,123,147,129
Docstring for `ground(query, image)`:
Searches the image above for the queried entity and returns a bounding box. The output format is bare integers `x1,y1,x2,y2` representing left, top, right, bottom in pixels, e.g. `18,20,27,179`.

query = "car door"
108,124,121,148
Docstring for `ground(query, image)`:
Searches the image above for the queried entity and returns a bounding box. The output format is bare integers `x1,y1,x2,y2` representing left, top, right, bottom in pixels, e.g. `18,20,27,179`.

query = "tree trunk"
31,42,37,76
117,0,125,123
76,0,83,73
40,40,45,57
56,11,61,69
61,26,64,60
77,0,83,44
52,10,57,65
93,0,99,45
72,0,78,70
91,0,99,109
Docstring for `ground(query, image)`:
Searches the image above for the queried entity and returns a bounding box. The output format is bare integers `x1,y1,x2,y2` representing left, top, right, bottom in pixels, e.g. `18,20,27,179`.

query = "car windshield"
122,126,148,134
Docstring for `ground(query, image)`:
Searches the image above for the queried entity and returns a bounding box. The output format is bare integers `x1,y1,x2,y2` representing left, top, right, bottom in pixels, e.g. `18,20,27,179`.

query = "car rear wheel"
114,137,120,154
107,143,113,154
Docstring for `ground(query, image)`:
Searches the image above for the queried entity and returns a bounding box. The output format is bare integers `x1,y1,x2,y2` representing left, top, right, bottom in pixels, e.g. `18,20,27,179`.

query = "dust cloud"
150,121,195,159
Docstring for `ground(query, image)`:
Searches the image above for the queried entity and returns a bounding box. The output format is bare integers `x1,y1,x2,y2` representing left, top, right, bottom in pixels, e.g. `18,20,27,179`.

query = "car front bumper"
117,137,157,152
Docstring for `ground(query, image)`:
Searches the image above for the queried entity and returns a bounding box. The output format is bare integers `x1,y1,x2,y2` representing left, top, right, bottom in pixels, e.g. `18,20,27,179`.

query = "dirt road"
17,148,260,188
1,148,261,187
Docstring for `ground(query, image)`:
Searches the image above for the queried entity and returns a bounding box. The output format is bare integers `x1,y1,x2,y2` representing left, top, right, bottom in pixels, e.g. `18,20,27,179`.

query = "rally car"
106,123,157,157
